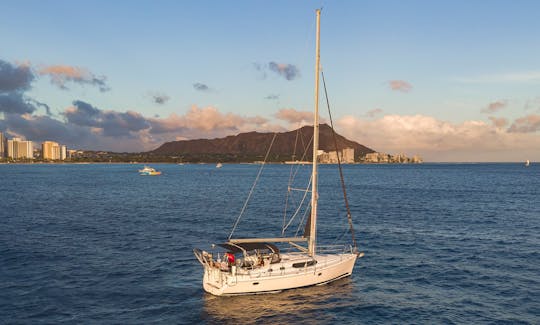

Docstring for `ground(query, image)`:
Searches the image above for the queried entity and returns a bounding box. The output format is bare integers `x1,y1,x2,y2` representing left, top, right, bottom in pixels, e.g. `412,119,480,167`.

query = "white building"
0,131,5,159
7,137,33,159
318,148,355,164
61,145,67,160
42,141,67,160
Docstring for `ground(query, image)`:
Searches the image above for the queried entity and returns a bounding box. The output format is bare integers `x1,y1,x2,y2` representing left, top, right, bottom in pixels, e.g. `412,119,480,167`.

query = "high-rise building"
0,131,5,159
42,141,67,160
7,137,33,159
61,145,67,160
42,141,59,160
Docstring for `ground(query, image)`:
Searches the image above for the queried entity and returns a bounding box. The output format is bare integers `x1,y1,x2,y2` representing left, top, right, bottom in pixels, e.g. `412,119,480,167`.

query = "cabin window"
292,260,317,268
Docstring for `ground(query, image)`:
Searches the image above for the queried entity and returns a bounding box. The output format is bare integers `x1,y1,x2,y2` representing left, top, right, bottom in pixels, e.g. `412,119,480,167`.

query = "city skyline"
1,1,540,162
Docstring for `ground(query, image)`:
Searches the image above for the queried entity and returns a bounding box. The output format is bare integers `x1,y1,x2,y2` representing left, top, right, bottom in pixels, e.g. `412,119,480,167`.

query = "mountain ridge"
151,124,374,161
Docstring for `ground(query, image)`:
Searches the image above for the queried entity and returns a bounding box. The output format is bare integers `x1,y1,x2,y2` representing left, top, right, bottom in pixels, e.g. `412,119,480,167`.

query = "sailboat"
525,160,530,167
193,9,362,296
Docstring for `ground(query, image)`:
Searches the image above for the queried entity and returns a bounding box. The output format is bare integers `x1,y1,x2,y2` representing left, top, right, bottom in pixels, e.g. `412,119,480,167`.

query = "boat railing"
317,244,352,254
193,248,213,267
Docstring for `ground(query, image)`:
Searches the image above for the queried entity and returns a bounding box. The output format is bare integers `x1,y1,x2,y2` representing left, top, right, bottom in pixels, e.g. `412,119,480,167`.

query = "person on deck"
225,252,235,267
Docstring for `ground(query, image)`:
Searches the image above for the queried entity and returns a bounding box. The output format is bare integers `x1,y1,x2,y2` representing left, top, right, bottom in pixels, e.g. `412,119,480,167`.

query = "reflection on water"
202,278,356,323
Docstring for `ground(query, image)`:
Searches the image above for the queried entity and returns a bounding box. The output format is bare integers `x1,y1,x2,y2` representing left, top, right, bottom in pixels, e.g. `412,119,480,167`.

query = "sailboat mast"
309,9,321,257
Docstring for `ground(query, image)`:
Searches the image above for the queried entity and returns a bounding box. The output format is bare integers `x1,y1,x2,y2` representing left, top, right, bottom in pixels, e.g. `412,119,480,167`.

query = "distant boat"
216,162,223,168
525,160,530,167
138,166,162,176
284,160,311,165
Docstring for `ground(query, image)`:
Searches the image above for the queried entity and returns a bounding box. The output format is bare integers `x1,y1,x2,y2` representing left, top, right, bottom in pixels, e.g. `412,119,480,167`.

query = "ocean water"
1,163,539,324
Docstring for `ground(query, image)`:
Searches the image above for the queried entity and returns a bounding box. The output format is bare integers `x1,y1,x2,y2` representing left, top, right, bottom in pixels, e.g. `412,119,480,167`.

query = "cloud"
0,60,40,115
0,60,34,92
149,105,270,136
525,97,540,112
38,65,110,92
336,114,540,162
0,92,38,115
268,62,300,80
365,108,383,118
64,100,150,137
252,62,267,79
252,62,300,81
275,108,312,125
508,114,540,133
265,94,279,100
1,113,89,145
193,83,211,92
388,80,412,92
151,93,170,105
482,100,507,114
0,113,148,152
488,116,508,128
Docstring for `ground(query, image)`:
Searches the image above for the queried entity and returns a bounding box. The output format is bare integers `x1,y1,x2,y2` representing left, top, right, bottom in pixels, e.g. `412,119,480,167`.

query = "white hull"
202,252,358,296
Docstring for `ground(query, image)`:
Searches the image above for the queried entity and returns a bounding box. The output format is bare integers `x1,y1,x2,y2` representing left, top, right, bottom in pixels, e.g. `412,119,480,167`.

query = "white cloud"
336,114,540,162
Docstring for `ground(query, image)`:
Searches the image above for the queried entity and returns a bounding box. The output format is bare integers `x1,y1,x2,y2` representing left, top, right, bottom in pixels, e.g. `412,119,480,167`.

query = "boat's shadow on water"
201,277,356,323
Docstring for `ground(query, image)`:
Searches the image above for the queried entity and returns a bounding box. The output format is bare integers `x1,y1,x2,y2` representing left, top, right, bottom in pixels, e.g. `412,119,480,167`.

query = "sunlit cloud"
388,80,412,92
488,116,508,128
146,105,284,148
149,105,270,135
482,100,507,114
275,108,312,125
38,64,110,92
336,114,540,162
508,114,540,133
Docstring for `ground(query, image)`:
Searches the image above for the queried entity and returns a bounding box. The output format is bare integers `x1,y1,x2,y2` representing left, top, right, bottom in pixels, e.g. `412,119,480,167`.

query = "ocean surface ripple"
1,163,539,324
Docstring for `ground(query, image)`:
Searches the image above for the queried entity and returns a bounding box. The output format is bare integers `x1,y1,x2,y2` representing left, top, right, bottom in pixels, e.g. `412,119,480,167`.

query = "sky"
1,0,540,162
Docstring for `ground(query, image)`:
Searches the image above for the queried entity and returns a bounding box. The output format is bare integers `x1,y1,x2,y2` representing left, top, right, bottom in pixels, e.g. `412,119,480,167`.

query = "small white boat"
138,166,162,176
525,160,530,167
216,162,223,168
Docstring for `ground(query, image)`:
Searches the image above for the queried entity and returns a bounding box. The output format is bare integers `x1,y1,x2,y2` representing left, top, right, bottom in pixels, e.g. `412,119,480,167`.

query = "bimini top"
218,242,280,254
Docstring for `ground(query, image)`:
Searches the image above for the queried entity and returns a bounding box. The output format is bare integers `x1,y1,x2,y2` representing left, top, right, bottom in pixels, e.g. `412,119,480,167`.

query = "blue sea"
1,163,539,324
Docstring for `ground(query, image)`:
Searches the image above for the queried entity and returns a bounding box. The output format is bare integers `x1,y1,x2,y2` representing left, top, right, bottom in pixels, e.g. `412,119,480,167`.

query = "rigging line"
282,176,312,233
228,132,278,240
320,68,358,250
293,134,313,179
332,223,349,246
283,127,301,234
283,131,314,236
